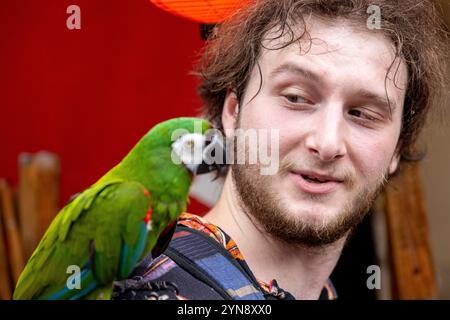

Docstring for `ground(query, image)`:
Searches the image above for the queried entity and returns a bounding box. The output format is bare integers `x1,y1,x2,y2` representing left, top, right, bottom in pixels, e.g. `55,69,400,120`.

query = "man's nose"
304,106,347,162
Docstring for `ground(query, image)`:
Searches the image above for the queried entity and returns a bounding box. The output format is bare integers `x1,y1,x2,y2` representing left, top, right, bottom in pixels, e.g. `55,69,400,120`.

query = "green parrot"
13,117,223,300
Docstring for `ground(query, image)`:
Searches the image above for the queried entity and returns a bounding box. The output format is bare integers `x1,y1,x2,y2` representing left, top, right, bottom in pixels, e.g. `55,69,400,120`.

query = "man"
114,0,448,300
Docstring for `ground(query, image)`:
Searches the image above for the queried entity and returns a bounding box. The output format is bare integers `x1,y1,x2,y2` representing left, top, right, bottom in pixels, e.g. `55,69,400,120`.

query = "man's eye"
348,109,378,122
283,94,309,104
348,109,363,118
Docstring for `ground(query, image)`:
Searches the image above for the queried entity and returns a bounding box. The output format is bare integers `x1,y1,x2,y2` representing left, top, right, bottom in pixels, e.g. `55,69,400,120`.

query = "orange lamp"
149,0,249,24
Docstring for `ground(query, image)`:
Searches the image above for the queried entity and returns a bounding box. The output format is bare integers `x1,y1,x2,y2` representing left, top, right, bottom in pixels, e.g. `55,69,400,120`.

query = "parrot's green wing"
13,179,153,300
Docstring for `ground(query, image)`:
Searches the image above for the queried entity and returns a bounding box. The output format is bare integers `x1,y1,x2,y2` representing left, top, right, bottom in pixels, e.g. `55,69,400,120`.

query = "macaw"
13,117,223,300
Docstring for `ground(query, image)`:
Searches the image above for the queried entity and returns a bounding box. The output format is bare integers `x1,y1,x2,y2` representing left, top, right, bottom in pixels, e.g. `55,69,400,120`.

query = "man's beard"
231,157,388,248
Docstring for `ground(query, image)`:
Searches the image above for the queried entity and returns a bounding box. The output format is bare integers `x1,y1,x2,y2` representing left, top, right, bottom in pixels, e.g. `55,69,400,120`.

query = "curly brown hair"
195,0,449,167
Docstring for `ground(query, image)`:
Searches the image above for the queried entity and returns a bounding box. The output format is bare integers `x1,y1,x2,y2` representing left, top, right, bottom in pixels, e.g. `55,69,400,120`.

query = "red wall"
0,0,208,213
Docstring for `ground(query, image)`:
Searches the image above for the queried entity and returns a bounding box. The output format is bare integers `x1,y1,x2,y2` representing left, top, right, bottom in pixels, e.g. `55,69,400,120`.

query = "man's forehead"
257,17,408,111
260,17,404,75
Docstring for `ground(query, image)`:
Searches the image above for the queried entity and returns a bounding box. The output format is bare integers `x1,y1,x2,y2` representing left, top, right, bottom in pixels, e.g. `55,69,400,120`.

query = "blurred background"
0,0,449,300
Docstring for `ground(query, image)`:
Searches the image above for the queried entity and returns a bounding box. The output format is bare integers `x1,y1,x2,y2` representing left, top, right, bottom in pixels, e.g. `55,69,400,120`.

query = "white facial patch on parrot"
146,221,153,232
171,133,206,172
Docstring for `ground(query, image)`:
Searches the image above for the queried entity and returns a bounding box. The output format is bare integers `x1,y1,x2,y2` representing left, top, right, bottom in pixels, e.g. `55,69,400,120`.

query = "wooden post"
17,152,60,260
0,192,13,300
384,163,436,299
31,152,61,238
0,180,25,284
17,153,39,261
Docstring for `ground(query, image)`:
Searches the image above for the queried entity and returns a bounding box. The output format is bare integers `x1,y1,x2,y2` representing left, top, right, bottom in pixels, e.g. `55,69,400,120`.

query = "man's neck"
204,174,347,300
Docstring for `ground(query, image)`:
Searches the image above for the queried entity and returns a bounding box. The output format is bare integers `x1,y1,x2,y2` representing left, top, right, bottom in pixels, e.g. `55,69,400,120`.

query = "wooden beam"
384,163,436,299
0,189,13,300
0,180,25,285
17,152,60,260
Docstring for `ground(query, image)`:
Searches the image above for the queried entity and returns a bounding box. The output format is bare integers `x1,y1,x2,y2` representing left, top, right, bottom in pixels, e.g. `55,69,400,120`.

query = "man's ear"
221,90,240,136
388,149,401,175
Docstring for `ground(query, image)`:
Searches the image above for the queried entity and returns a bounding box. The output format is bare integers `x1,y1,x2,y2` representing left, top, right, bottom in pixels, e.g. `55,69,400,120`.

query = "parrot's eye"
185,140,195,151
171,133,207,171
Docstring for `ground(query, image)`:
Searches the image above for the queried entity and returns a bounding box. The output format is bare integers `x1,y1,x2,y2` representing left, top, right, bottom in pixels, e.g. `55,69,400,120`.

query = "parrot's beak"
193,133,227,176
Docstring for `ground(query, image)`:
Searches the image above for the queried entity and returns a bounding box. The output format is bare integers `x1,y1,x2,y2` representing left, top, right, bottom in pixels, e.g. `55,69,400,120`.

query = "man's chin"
283,193,344,217
232,164,374,247
262,207,351,245
285,208,340,228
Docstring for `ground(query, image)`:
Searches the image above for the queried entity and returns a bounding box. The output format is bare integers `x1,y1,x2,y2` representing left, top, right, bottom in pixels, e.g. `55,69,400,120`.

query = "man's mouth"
301,174,329,183
289,171,343,194
300,171,342,183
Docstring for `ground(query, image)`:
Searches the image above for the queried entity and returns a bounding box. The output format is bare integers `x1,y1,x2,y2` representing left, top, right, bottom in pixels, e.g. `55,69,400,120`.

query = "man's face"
223,18,407,247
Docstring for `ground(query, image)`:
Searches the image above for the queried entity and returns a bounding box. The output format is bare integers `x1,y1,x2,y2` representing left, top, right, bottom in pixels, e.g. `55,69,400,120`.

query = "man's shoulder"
113,253,225,300
113,219,266,300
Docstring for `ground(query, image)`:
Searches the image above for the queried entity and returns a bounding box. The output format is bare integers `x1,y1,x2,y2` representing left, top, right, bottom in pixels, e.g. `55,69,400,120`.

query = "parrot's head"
145,117,226,177
170,120,226,176
130,117,226,178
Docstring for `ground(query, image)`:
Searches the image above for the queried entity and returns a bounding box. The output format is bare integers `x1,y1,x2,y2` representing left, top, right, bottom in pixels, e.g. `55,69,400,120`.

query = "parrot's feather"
117,222,148,279
43,266,97,300
13,180,151,299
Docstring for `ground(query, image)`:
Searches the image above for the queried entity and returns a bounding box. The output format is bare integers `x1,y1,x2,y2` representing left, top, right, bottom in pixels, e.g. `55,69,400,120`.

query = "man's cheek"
343,138,373,170
258,129,280,175
357,151,392,183
276,130,303,157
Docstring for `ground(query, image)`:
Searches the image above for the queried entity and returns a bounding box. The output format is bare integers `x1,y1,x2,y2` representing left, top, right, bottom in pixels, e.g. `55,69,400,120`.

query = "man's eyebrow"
269,62,398,113
356,89,397,113
269,62,324,85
